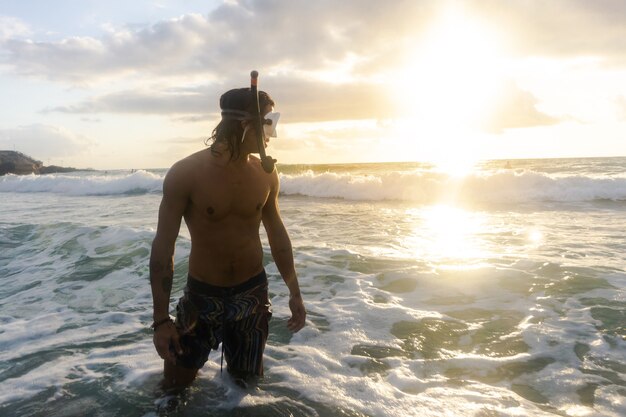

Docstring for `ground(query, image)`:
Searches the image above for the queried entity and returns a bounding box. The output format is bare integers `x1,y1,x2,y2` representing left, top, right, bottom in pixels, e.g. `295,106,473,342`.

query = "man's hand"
153,321,183,363
287,293,306,332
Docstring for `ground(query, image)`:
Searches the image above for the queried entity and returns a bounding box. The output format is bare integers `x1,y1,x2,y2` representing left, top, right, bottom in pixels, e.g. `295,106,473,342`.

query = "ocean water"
0,157,625,417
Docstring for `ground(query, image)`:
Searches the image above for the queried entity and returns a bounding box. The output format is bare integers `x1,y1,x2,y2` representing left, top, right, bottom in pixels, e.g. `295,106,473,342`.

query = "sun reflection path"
404,205,490,268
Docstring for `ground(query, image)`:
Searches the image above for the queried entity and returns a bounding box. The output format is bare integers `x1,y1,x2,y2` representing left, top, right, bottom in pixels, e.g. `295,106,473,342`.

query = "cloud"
46,74,396,123
481,82,560,133
1,13,208,82
0,124,93,159
2,1,625,86
469,0,626,61
0,1,436,83
0,16,31,40
3,1,625,128
266,77,396,123
47,87,214,115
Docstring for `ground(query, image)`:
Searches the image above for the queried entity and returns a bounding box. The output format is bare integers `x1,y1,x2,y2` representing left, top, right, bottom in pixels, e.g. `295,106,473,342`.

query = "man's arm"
262,172,306,332
150,162,189,361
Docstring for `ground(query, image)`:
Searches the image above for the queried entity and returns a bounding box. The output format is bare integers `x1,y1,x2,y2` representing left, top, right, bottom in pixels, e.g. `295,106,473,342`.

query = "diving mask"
263,112,280,138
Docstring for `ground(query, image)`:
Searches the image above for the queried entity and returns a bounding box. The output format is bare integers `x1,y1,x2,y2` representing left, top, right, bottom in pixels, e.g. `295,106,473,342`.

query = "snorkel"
250,70,277,173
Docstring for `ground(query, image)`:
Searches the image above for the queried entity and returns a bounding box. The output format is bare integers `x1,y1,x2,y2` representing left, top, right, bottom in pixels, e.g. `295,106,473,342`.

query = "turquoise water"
0,157,625,416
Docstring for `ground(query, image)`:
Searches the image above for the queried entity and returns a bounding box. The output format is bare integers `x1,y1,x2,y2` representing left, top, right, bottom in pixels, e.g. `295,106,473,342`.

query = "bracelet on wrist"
151,317,173,331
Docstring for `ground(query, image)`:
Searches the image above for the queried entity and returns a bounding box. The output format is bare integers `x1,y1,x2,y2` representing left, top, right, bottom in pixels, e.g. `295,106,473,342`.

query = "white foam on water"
2,165,626,204
251,239,624,416
1,158,624,416
0,170,163,195
256,260,553,416
0,237,619,416
279,170,626,203
0,222,160,407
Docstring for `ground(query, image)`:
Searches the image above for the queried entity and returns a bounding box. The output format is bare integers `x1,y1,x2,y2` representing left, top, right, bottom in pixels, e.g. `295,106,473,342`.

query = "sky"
1,0,626,170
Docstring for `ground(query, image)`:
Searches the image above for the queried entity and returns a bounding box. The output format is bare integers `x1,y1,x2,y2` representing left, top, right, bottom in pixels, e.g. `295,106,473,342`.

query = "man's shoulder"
247,155,263,171
169,150,207,175
163,149,207,191
248,155,279,180
182,149,209,166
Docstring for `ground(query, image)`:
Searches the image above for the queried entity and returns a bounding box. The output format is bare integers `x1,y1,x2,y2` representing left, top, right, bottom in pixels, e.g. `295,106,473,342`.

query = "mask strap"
221,109,251,120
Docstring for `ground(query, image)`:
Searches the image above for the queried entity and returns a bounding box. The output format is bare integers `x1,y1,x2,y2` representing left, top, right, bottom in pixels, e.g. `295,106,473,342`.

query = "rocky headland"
0,151,83,175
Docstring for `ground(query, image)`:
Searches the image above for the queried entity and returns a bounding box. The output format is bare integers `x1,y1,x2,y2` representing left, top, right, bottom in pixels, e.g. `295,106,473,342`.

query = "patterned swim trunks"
174,270,272,377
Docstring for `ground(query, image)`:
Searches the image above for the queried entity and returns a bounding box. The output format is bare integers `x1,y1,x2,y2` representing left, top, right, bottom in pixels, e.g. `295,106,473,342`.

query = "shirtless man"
149,87,306,389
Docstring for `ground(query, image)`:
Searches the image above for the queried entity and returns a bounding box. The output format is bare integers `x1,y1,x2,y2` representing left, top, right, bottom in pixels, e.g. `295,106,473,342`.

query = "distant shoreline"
2,152,625,174
0,150,90,176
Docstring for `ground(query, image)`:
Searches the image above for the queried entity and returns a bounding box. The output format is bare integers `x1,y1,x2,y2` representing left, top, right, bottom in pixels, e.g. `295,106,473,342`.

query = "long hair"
205,88,275,161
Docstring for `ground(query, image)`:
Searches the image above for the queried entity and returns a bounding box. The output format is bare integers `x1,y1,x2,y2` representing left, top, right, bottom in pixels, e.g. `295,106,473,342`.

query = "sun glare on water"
404,205,489,267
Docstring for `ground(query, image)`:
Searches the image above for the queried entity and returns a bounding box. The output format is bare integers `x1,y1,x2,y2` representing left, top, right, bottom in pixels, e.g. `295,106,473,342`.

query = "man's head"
208,88,275,160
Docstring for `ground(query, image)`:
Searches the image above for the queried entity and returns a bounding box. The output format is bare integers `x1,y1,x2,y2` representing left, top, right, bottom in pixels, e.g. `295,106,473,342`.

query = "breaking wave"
279,170,626,203
0,170,163,196
2,167,626,203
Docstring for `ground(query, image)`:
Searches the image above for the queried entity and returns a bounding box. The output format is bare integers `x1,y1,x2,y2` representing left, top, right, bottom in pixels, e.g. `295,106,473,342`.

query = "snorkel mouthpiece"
250,70,276,174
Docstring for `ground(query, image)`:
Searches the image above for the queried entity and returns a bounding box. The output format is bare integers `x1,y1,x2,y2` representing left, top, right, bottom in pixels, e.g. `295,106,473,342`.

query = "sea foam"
1,159,625,415
0,170,163,195
280,170,626,203
2,167,626,203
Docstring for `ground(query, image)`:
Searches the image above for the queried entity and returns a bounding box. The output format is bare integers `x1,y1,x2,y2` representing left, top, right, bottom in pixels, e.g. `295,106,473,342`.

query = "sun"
389,6,507,172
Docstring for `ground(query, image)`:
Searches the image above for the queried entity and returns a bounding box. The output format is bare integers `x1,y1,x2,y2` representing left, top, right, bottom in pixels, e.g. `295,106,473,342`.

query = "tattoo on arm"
149,258,174,294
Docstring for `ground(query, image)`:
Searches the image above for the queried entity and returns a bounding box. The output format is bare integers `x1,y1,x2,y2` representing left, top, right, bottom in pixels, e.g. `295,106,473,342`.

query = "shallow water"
0,158,625,416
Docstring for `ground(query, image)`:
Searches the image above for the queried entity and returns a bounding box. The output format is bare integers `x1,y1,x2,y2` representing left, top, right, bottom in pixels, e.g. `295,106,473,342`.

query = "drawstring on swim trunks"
220,344,224,375
183,270,267,377
220,290,228,375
